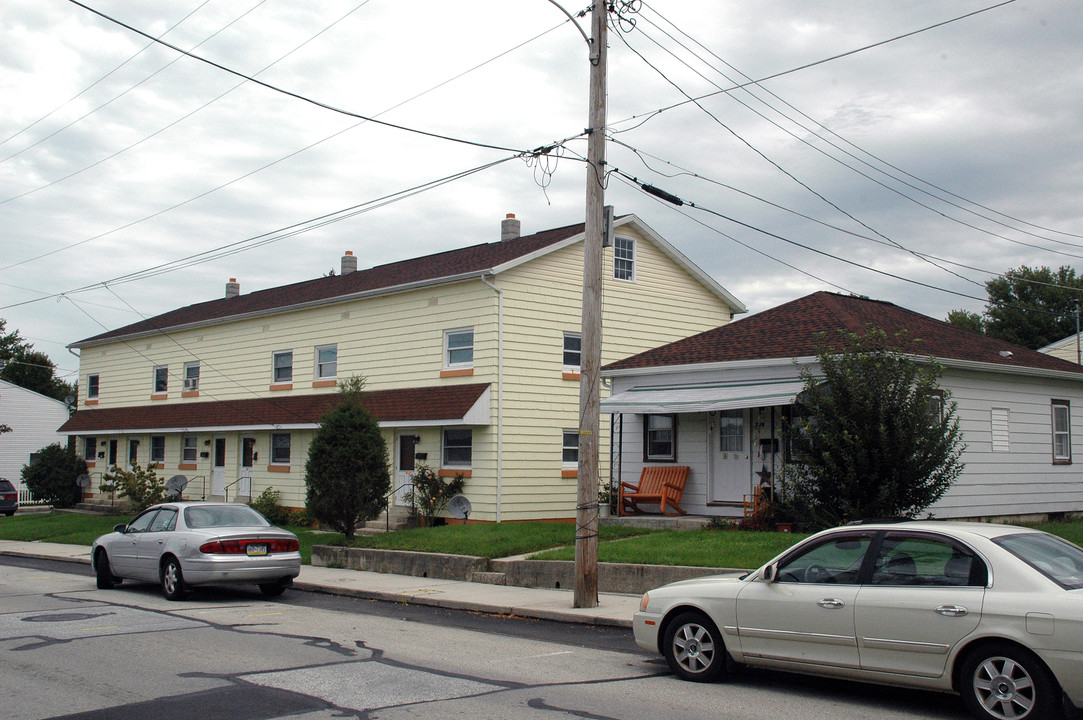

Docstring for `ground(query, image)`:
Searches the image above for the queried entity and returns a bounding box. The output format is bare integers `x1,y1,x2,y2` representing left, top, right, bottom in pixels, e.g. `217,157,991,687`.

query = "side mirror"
113,523,127,533
762,563,778,583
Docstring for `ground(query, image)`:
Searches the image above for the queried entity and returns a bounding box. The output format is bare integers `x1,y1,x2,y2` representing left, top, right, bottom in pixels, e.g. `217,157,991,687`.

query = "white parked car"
92,502,301,600
633,521,1083,720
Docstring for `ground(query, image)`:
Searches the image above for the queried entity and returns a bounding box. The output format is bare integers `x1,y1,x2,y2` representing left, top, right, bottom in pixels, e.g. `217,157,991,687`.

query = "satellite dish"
165,475,189,497
447,494,472,521
75,474,91,488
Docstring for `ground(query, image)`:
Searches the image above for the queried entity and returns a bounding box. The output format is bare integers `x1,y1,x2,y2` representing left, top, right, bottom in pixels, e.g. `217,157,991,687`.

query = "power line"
65,0,535,155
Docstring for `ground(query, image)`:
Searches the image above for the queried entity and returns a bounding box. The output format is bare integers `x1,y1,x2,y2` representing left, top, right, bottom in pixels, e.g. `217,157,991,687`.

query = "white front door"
212,437,226,496
710,409,751,503
395,433,417,507
239,437,255,498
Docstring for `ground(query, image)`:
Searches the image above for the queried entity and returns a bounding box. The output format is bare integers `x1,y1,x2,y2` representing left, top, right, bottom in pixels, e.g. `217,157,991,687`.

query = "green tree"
20,443,87,508
983,266,1083,349
304,377,390,538
946,309,984,334
782,328,965,529
0,319,76,402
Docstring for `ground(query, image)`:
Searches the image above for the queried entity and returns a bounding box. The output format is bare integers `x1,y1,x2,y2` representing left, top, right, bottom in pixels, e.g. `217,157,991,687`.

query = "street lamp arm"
546,0,592,50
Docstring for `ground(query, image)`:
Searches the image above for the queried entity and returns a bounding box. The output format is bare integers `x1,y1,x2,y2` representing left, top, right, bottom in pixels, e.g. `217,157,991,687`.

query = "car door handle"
935,605,968,617
817,598,846,609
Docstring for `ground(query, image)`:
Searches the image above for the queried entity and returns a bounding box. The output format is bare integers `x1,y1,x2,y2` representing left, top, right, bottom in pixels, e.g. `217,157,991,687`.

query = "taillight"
199,538,299,554
1,493,15,500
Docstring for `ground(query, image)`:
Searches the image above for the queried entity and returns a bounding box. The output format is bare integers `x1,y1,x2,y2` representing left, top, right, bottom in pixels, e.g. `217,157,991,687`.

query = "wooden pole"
574,0,607,609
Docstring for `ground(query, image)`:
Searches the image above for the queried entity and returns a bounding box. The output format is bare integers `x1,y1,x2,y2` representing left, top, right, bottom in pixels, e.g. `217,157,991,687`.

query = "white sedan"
634,521,1083,720
92,501,301,600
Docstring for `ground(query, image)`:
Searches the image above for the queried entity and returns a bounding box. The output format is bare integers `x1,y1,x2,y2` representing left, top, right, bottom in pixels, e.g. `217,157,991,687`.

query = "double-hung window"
153,366,168,394
563,332,581,373
443,428,472,467
613,237,636,281
444,329,474,369
84,436,98,462
273,351,293,384
562,430,579,468
182,436,198,464
316,345,337,380
1052,400,1071,464
183,362,200,392
271,433,291,465
150,435,166,464
644,414,677,461
87,374,99,400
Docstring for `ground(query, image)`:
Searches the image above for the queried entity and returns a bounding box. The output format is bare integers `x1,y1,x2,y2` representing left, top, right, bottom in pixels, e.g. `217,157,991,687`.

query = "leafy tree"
950,266,1083,349
99,463,168,512
946,309,984,334
0,319,77,402
20,443,87,508
305,377,390,538
782,328,965,529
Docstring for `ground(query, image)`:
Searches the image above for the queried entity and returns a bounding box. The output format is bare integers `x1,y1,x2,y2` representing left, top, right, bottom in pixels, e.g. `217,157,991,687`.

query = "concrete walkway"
0,540,640,628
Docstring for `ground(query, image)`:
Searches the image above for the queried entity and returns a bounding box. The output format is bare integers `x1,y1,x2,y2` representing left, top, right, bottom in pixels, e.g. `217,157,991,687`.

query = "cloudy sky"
2,0,1081,385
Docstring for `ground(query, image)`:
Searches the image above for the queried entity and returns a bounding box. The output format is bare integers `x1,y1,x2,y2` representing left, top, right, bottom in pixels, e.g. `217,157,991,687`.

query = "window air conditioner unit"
184,378,199,391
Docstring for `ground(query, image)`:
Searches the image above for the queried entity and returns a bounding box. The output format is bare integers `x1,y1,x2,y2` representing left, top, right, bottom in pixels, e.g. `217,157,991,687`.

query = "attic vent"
501,213,520,242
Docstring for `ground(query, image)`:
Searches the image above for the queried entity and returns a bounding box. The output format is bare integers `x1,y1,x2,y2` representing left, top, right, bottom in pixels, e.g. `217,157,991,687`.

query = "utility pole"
574,1,608,609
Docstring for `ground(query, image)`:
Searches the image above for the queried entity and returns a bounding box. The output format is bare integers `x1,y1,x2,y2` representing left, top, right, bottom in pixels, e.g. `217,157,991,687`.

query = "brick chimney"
225,278,240,298
341,250,357,275
501,213,520,242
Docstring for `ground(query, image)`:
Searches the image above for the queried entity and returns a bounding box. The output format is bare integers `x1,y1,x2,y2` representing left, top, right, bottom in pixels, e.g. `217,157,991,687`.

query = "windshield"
994,532,1083,590
184,505,270,529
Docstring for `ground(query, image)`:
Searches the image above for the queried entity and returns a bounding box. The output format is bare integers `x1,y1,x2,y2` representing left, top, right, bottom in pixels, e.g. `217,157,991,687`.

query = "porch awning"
600,378,805,415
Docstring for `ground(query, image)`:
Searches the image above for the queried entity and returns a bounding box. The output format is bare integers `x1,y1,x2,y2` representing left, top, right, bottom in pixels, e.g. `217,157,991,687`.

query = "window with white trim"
1052,400,1071,464
182,435,198,464
183,362,200,391
84,436,97,462
442,428,472,467
316,345,337,380
613,236,636,281
153,366,168,393
562,430,578,467
644,414,677,461
87,374,99,399
273,351,293,383
150,435,166,464
271,433,291,465
563,332,581,372
444,328,474,369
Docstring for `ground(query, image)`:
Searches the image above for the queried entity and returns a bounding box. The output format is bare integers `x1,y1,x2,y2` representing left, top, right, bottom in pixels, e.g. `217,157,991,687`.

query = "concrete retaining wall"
312,545,739,595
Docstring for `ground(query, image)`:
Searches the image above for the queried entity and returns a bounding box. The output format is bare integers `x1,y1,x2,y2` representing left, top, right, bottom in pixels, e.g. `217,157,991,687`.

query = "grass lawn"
4,511,1083,570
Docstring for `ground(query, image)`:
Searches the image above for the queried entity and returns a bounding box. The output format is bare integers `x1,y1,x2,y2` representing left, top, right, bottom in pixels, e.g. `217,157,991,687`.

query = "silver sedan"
633,521,1083,720
92,501,301,600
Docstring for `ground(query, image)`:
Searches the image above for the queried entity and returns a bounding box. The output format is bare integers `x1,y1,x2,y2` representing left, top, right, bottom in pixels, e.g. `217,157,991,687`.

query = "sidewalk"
0,540,639,628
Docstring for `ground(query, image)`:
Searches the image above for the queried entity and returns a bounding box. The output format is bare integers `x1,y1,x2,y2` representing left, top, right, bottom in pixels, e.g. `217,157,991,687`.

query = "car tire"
960,642,1062,720
94,549,117,590
259,582,287,598
662,611,727,682
161,557,188,601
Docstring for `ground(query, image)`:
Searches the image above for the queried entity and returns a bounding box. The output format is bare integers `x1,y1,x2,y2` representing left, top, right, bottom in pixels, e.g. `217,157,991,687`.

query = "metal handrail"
384,482,416,532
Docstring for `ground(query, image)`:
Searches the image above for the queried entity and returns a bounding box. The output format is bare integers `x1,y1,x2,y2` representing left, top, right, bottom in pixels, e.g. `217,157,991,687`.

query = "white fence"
17,486,49,506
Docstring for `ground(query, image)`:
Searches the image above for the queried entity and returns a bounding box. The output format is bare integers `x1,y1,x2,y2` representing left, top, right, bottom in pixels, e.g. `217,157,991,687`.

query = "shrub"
249,487,291,526
403,464,465,524
99,463,167,512
20,443,86,508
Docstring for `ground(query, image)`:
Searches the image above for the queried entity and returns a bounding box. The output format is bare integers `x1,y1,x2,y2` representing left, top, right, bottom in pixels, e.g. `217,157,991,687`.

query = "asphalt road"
2,557,970,720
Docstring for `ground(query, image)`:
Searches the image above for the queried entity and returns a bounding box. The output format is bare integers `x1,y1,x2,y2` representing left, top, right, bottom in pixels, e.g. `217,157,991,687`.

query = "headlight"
640,592,650,612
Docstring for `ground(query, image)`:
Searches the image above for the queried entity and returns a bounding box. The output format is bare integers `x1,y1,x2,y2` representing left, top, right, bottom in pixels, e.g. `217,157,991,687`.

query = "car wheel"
663,611,726,682
161,557,188,601
259,582,286,597
94,549,118,589
960,643,1061,720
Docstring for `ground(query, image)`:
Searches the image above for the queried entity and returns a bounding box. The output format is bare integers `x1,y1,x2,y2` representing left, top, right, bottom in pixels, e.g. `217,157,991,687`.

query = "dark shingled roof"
74,222,586,346
603,292,1083,375
59,383,489,433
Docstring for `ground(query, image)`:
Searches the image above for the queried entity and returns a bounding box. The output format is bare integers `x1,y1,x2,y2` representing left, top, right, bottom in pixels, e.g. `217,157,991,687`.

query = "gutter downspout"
480,274,503,522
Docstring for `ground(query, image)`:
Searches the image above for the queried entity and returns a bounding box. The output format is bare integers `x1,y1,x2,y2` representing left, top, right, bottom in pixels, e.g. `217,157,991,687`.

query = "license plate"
246,544,268,556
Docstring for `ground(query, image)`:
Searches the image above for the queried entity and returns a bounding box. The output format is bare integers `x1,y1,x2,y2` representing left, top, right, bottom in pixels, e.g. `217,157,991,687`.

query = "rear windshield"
184,505,270,529
994,532,1083,590
0,479,15,492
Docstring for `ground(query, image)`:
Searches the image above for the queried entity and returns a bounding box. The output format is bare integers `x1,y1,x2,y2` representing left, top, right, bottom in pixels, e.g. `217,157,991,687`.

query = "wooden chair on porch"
620,465,690,516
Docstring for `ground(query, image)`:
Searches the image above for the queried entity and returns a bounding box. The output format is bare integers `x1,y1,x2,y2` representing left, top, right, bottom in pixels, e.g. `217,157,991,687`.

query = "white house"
601,292,1083,521
0,379,70,501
